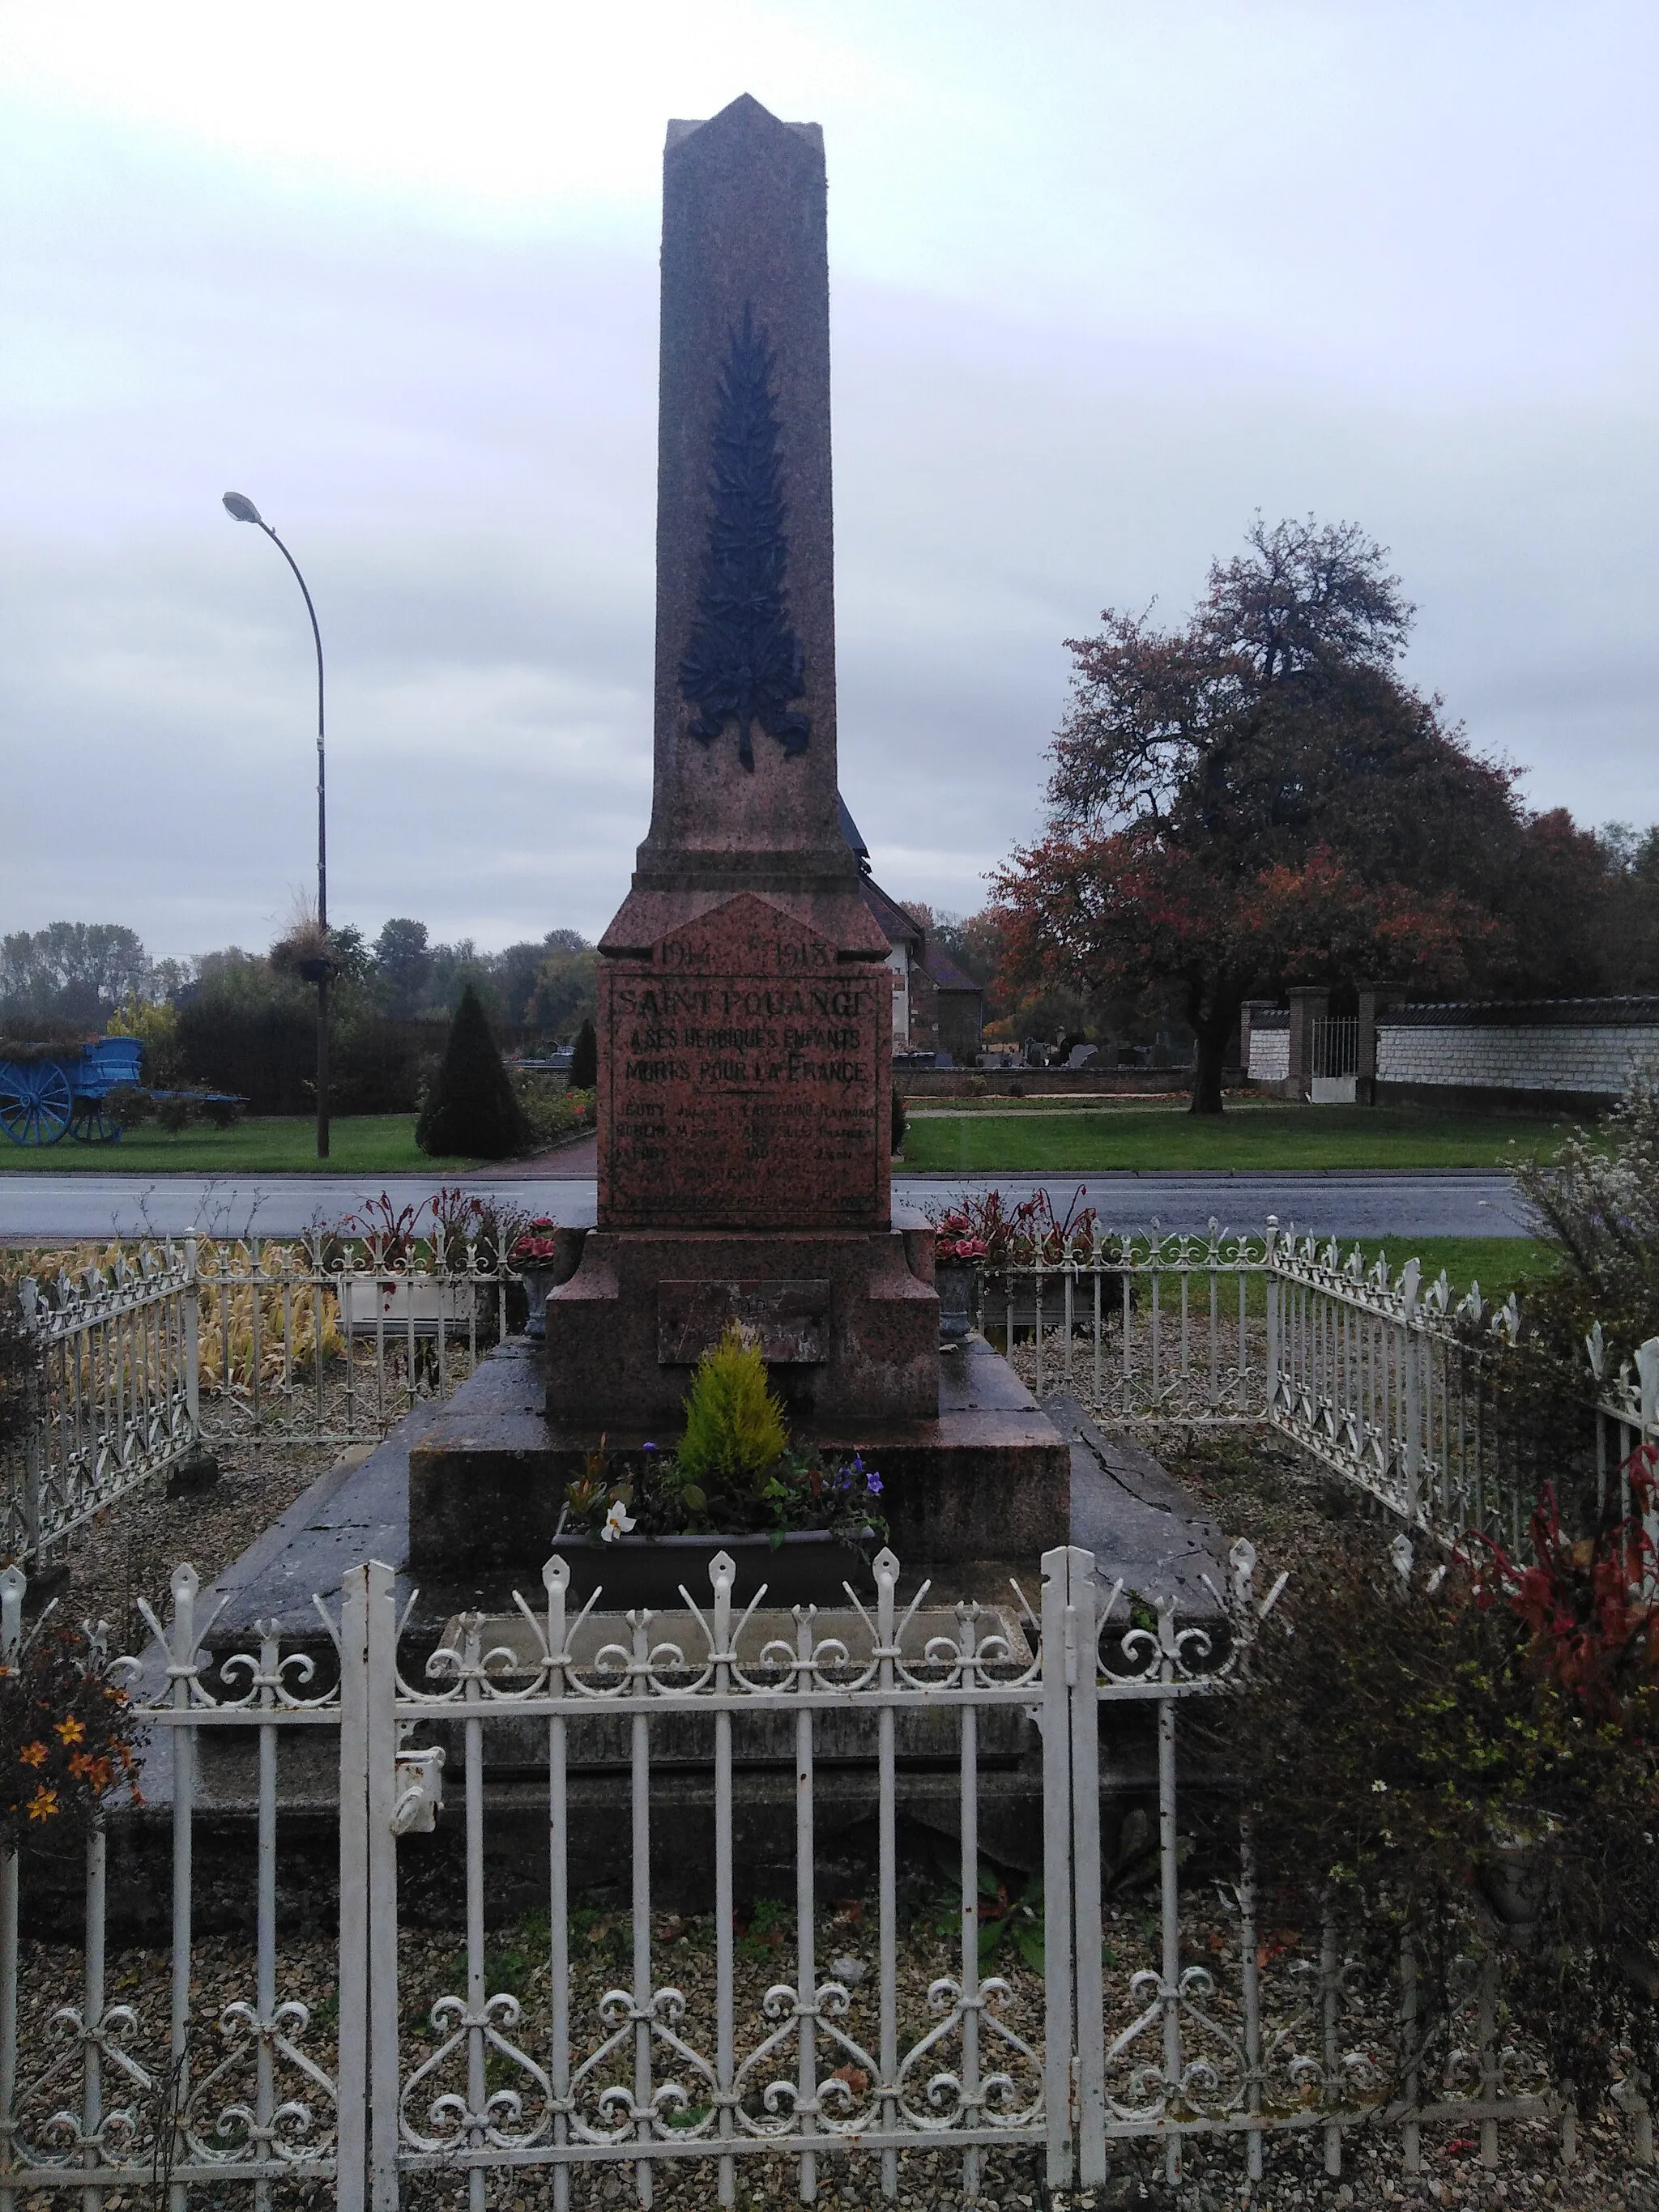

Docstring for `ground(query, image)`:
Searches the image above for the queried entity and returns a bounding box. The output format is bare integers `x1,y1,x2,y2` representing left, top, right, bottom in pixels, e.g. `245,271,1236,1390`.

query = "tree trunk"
1188,1005,1237,1115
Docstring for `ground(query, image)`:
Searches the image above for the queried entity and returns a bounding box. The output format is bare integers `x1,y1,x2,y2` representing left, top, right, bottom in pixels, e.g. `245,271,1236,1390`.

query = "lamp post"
222,492,331,1160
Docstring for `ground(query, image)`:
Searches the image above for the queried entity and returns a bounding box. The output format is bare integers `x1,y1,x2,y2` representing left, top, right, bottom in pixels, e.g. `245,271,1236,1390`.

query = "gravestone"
544,94,936,1429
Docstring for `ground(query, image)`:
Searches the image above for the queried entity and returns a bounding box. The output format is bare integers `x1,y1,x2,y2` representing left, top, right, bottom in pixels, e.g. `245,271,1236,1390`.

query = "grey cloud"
4,147,1657,960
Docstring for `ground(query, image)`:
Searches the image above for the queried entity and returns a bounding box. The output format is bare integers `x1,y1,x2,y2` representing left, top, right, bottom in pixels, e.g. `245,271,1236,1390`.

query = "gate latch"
392,1739,446,1834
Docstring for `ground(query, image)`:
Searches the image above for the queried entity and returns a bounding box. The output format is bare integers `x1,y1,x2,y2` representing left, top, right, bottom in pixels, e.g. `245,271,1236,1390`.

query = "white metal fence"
3,1234,525,1564
9,1221,1656,1571
7,1247,199,1562
970,1221,1623,1547
4,1542,1643,2208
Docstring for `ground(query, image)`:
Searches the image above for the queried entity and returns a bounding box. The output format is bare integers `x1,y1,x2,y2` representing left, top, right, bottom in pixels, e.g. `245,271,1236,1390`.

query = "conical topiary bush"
568,1016,598,1091
416,984,529,1159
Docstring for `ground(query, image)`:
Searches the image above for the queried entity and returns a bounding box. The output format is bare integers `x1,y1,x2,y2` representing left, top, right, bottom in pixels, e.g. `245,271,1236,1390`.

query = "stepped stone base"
407,1334,1071,1590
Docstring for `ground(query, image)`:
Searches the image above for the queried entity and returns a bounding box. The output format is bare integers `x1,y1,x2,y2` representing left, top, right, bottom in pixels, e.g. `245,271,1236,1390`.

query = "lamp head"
222,492,263,525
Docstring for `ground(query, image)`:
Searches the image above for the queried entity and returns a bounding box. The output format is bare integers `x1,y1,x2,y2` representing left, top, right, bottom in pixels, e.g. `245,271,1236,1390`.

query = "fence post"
16,1281,41,1566
337,1568,371,2212
1400,1262,1422,1527
1636,1339,1659,1600
183,1230,201,1447
0,1566,22,2212
1039,1546,1076,2190
365,1562,402,2212
1067,1548,1107,2189
1265,1219,1281,1422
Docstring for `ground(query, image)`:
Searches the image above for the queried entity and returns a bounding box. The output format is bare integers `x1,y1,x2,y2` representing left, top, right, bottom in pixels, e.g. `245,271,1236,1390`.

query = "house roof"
839,791,981,1000
921,941,982,996
857,873,923,950
838,794,872,873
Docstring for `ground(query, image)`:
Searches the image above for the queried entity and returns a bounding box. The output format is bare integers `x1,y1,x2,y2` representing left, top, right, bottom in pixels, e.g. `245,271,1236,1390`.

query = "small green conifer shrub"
676,1323,789,1508
416,984,530,1160
568,1016,599,1091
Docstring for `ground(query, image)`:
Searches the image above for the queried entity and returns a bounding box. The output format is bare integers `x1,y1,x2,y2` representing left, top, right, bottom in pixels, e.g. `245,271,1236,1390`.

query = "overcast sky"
3,1,1656,963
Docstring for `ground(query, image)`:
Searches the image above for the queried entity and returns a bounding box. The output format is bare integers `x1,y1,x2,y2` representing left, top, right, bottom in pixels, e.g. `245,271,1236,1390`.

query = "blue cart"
0,1036,147,1145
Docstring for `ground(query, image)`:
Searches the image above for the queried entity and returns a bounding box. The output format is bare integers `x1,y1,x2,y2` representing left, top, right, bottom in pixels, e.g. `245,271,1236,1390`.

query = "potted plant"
550,1324,889,1607
931,1213,987,1343
929,1187,1104,1348
510,1217,562,1340
336,1193,478,1339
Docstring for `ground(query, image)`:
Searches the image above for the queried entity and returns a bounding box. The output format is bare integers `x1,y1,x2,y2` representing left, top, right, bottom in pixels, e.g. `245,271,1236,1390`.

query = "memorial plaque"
599,893,889,1230
657,1278,830,1366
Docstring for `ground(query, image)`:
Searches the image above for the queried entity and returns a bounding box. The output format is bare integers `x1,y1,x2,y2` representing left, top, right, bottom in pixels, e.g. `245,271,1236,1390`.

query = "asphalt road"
0,1170,1531,1242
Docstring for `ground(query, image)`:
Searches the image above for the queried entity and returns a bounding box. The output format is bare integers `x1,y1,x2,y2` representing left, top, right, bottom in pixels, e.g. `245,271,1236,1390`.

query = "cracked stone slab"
1044,1389,1230,1617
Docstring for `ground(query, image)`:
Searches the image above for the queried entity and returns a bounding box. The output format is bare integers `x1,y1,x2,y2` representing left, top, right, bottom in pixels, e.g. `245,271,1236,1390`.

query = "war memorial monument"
407,96,1077,1594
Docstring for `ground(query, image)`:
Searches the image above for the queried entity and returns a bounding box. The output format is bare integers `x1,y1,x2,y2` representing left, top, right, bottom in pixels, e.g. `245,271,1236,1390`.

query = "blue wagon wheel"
0,1061,73,1145
69,1095,120,1144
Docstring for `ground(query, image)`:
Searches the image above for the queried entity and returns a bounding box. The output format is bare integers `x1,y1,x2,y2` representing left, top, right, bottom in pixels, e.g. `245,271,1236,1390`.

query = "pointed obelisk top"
604,92,883,956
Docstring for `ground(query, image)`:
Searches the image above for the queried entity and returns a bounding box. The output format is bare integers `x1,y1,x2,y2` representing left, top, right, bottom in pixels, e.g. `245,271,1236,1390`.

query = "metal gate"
3,1544,1636,2207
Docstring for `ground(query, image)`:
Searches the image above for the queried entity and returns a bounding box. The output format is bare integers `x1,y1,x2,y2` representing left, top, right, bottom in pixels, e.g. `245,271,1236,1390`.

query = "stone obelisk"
546,94,939,1430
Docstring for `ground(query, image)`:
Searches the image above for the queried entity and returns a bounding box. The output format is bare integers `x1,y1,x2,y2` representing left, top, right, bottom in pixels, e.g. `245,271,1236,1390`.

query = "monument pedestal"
545,1223,937,1428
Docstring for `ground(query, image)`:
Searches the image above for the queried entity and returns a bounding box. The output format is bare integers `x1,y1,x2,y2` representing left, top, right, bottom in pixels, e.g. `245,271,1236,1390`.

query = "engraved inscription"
658,1279,830,1366
598,894,888,1230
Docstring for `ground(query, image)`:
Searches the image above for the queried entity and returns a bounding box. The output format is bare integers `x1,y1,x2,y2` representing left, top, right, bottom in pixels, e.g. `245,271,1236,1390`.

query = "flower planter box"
978,1268,1132,1345
547,1527,877,1611
339,1278,480,1337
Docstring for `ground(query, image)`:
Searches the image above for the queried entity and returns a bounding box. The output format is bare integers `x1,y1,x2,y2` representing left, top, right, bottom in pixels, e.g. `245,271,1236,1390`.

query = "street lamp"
222,492,332,1160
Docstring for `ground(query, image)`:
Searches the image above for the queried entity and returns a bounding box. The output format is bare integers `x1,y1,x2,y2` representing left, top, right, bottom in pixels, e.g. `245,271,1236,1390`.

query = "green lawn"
1287,1235,1547,1305
901,1104,1578,1174
0,1115,486,1174
906,1091,1253,1111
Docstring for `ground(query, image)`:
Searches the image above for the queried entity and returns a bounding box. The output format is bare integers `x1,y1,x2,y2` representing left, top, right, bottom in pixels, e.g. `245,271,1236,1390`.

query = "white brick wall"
1377,1024,1659,1094
1248,1029,1290,1081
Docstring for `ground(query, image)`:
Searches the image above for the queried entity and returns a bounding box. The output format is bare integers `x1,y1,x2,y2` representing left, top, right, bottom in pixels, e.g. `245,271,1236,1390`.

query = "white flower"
1371,1779,1388,1793
600,1499,636,1544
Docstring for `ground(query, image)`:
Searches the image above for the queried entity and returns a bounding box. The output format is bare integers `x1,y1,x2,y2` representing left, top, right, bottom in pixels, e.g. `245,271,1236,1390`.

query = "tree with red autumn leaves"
993,517,1527,1111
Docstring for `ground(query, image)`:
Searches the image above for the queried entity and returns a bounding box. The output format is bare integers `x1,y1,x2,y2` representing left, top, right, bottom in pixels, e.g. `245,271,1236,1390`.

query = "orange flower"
18,1741,47,1768
26,1787,58,1821
68,1750,95,1780
54,1717,86,1745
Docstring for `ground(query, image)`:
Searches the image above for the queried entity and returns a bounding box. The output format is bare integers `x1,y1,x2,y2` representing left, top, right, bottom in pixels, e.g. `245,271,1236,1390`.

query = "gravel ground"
28,1428,346,1651
15,1889,1652,2210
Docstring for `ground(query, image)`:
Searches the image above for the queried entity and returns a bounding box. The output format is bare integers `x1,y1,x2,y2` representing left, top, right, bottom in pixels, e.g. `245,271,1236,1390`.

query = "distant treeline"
0,917,597,1116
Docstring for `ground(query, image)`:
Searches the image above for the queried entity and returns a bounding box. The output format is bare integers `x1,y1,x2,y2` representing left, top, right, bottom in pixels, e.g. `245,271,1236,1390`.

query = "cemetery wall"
1245,996,1659,1108
1245,1019,1290,1084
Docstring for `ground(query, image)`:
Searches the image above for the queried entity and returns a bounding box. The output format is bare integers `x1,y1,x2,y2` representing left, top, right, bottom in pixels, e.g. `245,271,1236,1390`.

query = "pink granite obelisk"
545,95,939,1430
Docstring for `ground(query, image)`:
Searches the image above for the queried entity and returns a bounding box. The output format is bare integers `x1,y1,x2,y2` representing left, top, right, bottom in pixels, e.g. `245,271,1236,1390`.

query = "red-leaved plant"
1471,1443,1659,1736
511,1217,561,1266
929,1186,1098,1268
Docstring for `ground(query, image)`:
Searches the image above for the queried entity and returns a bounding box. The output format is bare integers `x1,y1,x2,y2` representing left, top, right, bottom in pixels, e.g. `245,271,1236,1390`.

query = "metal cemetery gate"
3,1544,1623,2208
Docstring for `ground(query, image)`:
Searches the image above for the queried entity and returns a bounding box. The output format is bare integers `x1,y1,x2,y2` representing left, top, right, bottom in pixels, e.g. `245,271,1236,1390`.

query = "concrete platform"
182,1340,1229,1654
128,1347,1230,1853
